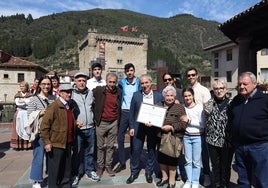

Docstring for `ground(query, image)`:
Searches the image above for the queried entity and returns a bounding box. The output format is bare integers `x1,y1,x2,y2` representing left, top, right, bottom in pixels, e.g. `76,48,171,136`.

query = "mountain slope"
0,9,228,75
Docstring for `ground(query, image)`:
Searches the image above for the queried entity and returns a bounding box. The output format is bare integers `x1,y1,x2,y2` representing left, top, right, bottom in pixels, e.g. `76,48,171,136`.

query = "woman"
162,73,183,104
157,86,187,188
204,80,234,188
27,76,56,188
182,88,205,188
10,81,32,150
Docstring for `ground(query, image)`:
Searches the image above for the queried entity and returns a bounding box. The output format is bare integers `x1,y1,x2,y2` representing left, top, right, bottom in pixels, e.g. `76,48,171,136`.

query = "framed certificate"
136,102,167,128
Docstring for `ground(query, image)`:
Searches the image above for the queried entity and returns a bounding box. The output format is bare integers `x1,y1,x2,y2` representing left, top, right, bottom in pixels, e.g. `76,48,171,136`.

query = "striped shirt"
27,94,56,117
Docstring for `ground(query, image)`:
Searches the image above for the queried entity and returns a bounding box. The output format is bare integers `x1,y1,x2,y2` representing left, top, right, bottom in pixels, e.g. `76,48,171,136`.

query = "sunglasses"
164,78,172,82
187,74,196,78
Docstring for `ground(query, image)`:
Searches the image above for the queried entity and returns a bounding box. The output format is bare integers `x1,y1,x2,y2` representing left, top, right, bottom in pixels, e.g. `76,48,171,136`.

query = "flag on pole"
131,26,138,32
120,25,128,32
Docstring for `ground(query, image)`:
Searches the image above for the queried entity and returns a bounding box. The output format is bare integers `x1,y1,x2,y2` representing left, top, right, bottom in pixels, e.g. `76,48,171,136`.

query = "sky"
0,0,261,23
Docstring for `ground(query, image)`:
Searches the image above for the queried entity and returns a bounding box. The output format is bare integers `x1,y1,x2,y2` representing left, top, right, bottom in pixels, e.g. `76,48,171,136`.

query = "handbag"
159,132,182,158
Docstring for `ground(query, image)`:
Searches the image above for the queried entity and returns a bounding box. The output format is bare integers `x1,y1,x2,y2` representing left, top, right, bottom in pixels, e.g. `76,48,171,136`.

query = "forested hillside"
0,9,228,75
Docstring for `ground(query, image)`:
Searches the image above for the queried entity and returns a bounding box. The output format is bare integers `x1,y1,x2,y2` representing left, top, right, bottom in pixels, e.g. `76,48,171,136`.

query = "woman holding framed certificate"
156,86,188,188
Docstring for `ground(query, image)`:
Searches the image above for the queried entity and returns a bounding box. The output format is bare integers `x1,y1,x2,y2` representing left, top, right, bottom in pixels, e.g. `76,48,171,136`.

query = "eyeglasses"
214,87,225,91
187,74,196,78
164,78,172,82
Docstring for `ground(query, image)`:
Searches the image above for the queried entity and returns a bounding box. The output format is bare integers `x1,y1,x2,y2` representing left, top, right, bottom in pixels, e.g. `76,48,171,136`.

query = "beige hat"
59,83,73,91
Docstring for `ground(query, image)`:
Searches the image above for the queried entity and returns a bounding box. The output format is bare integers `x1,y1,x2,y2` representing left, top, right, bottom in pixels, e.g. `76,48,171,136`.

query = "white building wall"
257,50,268,83
207,43,268,98
0,69,36,102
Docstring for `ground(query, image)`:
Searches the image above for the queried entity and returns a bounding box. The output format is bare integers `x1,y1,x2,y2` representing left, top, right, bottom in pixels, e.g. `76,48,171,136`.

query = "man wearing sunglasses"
185,67,211,187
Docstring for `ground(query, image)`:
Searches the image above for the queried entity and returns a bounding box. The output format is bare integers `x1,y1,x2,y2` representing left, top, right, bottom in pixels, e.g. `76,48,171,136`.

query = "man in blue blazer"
126,74,164,184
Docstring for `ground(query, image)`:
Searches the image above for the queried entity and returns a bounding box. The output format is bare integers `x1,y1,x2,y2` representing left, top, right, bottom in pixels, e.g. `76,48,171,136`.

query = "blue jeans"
72,128,95,177
235,142,268,188
117,111,130,165
30,135,45,182
183,135,202,185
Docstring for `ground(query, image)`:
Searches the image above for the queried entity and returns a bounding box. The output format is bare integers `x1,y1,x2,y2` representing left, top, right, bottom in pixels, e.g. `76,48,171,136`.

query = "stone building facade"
78,29,148,79
0,50,48,102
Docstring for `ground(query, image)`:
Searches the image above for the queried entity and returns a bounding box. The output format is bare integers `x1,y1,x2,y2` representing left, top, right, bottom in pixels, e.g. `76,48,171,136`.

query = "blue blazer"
129,90,163,134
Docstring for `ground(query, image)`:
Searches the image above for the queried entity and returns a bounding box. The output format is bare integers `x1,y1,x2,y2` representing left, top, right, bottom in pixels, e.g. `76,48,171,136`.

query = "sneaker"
203,174,211,187
72,176,80,187
106,166,115,177
192,184,199,188
183,183,191,188
32,182,41,188
87,171,100,182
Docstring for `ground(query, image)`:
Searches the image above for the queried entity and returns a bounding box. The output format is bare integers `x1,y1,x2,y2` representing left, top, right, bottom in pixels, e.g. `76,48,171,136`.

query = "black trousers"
47,144,72,188
207,143,234,188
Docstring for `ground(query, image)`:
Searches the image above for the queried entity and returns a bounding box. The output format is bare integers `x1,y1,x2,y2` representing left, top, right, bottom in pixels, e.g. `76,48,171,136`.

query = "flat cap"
74,72,88,79
59,83,73,91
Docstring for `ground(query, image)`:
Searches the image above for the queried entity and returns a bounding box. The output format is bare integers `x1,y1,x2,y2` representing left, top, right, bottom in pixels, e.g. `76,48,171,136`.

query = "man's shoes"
114,164,126,173
72,176,80,187
156,179,168,186
32,182,41,188
145,173,153,183
106,166,115,177
87,171,100,182
126,174,138,184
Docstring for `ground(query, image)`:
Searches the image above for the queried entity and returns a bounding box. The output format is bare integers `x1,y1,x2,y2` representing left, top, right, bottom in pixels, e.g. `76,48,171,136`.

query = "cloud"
0,0,260,22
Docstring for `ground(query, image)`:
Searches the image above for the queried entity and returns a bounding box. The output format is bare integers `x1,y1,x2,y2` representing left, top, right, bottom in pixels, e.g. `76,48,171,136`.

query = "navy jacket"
129,90,163,135
230,89,268,146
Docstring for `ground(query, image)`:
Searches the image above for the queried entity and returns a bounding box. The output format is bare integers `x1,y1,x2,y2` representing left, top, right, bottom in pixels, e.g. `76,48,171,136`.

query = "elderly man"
126,74,163,184
71,72,100,186
40,83,75,188
229,72,268,188
92,73,122,177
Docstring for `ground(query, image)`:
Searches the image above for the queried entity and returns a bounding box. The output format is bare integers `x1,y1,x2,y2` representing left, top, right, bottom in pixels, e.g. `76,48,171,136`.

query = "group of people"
9,62,268,188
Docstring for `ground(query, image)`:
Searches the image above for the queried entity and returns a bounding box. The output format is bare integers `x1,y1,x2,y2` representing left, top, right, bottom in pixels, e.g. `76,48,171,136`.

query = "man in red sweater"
92,73,122,177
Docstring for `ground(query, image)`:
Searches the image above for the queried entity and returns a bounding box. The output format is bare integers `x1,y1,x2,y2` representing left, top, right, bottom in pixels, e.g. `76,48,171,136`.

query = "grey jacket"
71,88,94,129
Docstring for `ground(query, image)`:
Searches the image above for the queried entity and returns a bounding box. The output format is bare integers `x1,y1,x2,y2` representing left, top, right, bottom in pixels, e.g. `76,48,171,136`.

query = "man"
114,63,140,173
229,72,268,188
86,62,106,90
126,74,163,184
71,72,100,186
92,73,122,177
40,83,75,188
186,67,211,186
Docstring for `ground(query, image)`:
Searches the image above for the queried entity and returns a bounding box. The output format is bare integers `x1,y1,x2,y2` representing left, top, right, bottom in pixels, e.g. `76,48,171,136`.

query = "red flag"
131,26,138,32
120,25,128,32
